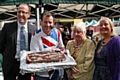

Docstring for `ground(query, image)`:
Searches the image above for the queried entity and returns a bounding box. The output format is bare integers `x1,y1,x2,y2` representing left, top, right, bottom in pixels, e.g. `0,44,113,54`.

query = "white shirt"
15,21,28,59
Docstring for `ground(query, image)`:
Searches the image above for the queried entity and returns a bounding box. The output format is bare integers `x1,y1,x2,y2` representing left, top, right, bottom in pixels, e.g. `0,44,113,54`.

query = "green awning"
0,0,120,6
0,0,39,6
42,0,120,4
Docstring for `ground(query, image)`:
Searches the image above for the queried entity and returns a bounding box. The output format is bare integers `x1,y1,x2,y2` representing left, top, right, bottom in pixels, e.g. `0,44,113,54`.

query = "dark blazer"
0,21,36,80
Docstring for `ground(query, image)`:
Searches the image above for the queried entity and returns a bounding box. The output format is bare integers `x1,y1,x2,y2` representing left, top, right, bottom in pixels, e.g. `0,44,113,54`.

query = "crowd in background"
57,22,101,47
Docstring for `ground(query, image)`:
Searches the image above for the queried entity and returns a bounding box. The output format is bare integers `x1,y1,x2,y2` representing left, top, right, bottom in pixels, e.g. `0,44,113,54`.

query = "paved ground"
0,72,3,80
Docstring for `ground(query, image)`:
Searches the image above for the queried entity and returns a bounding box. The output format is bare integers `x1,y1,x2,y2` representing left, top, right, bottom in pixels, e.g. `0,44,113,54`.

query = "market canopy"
0,0,120,21
0,0,39,6
43,4,120,20
42,0,120,4
0,0,120,6
85,19,120,27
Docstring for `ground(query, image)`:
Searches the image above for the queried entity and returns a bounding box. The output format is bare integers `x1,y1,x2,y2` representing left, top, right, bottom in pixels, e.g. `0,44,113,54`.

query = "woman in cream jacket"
66,22,95,80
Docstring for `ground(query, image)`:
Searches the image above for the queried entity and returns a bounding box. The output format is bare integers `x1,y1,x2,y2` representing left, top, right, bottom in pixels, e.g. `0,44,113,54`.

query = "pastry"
26,52,66,63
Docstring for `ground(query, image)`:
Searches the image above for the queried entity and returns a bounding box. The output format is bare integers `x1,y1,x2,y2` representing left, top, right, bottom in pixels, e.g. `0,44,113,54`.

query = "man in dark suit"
0,3,36,80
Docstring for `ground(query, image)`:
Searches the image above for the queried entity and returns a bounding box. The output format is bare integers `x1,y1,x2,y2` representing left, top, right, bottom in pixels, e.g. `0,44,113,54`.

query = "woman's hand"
68,75,74,80
68,67,78,80
71,67,78,74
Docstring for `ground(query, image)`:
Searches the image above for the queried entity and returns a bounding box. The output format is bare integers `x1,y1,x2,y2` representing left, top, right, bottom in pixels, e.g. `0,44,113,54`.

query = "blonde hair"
99,17,117,36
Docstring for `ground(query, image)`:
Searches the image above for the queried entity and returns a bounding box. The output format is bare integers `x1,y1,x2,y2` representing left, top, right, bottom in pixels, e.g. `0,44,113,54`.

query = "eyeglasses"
17,11,29,14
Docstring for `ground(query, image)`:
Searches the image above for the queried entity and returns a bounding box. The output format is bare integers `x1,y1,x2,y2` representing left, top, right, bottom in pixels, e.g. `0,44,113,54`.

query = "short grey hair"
73,22,86,33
